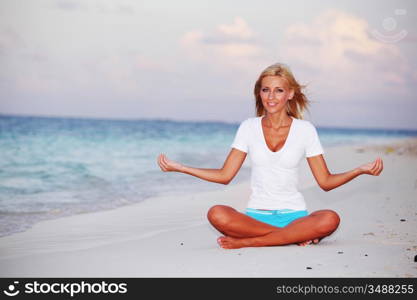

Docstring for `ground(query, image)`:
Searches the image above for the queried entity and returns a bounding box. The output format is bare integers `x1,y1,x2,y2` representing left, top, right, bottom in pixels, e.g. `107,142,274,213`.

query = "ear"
289,88,295,100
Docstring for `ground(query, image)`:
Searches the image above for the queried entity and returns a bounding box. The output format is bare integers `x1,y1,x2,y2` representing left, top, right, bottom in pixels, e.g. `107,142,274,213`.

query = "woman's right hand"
157,154,185,172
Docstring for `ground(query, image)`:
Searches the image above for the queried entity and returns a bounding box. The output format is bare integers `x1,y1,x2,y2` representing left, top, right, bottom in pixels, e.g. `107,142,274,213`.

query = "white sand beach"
0,138,416,277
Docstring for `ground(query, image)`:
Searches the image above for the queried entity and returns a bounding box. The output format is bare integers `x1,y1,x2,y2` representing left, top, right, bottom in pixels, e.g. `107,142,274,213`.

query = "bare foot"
217,236,248,249
217,236,322,249
297,238,320,246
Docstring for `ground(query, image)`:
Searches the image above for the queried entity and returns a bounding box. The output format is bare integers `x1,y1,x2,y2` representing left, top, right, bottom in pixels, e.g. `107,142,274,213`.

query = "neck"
263,111,291,128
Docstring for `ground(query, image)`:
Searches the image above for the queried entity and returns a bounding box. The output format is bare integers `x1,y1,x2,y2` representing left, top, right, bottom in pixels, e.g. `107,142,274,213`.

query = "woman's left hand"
357,157,383,176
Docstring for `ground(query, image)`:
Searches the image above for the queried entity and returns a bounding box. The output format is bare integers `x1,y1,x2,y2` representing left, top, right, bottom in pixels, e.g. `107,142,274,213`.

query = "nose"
268,92,274,100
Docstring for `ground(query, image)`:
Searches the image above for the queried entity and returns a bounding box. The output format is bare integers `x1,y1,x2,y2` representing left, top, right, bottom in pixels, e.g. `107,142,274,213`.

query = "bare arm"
307,154,383,192
157,148,247,185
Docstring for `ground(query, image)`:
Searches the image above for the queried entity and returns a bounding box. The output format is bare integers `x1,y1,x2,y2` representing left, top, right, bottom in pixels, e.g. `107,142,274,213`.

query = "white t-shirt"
231,116,324,211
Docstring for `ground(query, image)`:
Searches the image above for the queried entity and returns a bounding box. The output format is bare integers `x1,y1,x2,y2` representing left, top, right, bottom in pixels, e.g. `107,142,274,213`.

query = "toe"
217,236,227,247
298,241,309,246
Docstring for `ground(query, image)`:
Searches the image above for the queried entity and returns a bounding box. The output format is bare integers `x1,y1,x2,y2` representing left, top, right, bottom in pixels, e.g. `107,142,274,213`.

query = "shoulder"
293,118,320,137
237,117,259,129
294,118,317,130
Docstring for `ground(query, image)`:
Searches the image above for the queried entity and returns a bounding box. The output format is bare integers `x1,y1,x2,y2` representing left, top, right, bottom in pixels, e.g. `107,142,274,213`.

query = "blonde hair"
254,63,310,119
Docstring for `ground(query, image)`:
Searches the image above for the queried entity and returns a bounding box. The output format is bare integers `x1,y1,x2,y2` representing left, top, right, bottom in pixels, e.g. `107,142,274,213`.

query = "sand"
0,138,416,277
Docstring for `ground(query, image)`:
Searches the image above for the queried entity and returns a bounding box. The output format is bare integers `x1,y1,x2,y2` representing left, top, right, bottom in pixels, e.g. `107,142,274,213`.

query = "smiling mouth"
267,102,278,106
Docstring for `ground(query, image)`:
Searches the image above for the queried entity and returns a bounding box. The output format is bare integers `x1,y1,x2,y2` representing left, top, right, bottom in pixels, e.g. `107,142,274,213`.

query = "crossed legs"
207,205,340,249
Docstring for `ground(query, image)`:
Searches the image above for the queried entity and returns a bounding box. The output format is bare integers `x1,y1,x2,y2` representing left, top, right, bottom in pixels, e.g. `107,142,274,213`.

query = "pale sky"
1,0,416,129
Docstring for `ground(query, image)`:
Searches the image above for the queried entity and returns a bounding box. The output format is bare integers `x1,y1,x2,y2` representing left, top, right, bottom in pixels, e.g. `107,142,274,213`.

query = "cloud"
54,0,87,11
94,1,135,15
53,0,135,15
14,75,63,94
79,52,166,95
178,11,416,101
281,9,415,98
180,17,267,71
0,27,25,54
217,16,255,40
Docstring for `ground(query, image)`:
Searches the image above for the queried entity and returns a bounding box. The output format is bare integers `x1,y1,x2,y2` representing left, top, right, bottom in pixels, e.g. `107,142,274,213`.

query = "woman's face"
260,76,294,115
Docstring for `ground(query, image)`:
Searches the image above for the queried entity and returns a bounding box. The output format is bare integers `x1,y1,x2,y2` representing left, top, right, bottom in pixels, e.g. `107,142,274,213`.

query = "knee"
316,210,340,235
207,205,233,227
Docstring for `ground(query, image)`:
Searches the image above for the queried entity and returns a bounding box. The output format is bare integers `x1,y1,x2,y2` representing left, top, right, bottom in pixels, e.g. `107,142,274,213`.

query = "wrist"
354,168,364,176
179,164,187,174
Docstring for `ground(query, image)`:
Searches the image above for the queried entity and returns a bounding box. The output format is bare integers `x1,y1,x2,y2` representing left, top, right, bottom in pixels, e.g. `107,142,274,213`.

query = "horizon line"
1,112,417,132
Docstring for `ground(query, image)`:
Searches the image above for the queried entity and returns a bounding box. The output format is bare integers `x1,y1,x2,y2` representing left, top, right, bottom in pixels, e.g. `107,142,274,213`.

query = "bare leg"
289,215,324,246
207,205,281,238
207,205,340,249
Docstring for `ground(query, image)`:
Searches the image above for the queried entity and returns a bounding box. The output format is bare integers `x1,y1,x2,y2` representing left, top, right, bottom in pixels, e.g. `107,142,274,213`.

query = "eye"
276,88,284,93
261,88,269,92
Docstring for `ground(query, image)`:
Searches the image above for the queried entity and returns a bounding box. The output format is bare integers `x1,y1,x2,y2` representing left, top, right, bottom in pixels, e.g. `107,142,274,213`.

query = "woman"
157,63,383,249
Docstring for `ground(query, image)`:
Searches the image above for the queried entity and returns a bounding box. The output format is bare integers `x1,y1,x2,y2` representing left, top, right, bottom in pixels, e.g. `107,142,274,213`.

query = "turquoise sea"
1,114,416,237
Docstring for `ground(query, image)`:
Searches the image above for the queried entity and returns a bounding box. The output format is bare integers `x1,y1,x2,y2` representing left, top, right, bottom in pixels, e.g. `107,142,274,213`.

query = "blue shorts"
245,208,308,228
